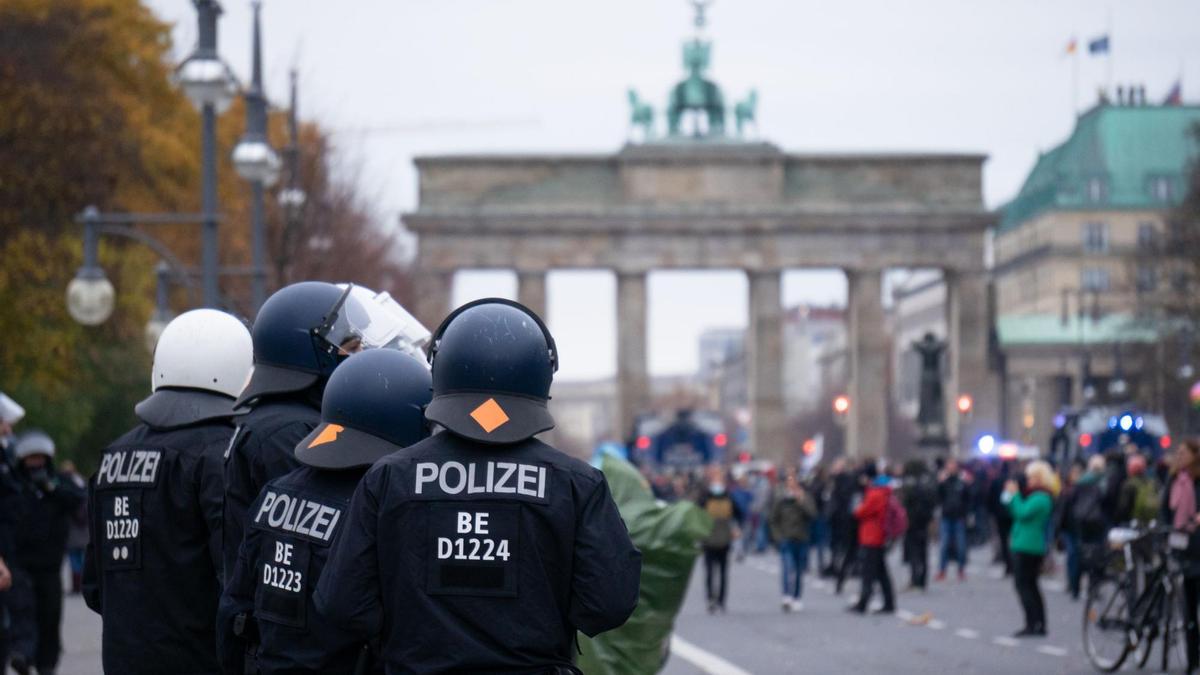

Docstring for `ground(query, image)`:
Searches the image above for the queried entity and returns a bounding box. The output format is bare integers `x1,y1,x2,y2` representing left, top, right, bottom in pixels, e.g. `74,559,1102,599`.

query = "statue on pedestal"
912,332,949,451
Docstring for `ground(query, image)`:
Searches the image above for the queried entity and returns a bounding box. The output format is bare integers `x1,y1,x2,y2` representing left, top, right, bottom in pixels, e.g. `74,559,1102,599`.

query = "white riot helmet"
135,309,254,427
14,430,54,460
0,392,24,426
151,309,253,397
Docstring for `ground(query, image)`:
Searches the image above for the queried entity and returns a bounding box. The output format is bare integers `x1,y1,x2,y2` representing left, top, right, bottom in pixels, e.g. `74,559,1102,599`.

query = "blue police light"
1134,416,1144,430
1119,414,1134,432
1108,416,1119,429
1053,413,1066,429
977,434,996,455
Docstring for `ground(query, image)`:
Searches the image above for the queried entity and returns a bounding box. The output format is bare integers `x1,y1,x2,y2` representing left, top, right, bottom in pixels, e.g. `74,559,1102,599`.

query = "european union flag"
1088,35,1110,55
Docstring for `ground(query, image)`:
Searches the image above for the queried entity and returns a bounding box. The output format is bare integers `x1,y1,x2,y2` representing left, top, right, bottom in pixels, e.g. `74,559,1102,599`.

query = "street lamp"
232,1,280,311
278,69,307,226
144,262,175,353
66,207,116,325
176,0,235,308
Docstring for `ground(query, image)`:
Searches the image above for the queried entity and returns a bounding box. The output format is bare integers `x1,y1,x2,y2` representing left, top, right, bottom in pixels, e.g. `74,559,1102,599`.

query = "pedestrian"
901,460,936,591
826,459,856,580
1116,453,1161,526
1057,457,1107,600
1004,460,1058,637
748,470,772,554
57,461,87,595
81,309,252,674
8,430,85,675
807,466,831,573
698,465,742,613
731,473,754,562
219,349,432,674
848,465,896,615
936,457,970,581
1167,439,1200,672
769,471,816,612
223,282,395,578
315,299,641,672
834,461,866,595
988,461,1014,576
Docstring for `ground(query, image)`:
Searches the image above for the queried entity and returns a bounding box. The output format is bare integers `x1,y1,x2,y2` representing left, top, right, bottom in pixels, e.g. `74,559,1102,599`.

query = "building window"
1082,267,1110,291
1149,176,1174,202
1083,222,1109,253
1136,266,1157,292
1086,177,1108,203
1137,222,1158,250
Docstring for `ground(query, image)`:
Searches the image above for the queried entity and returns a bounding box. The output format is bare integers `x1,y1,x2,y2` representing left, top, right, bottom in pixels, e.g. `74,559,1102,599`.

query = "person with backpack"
901,460,936,590
847,466,897,615
1118,454,1161,526
768,471,817,612
936,458,970,581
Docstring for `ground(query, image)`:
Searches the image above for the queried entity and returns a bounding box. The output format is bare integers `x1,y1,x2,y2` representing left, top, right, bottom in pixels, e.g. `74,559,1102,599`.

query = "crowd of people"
646,437,1200,652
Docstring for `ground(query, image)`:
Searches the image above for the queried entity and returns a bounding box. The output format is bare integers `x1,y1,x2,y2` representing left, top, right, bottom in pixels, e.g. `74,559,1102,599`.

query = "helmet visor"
336,285,432,359
313,285,373,357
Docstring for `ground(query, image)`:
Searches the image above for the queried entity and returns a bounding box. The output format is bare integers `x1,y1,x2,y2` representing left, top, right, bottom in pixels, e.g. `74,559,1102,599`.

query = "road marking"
896,609,916,622
991,636,1019,647
927,619,946,630
670,635,754,675
955,628,979,639
1036,645,1068,657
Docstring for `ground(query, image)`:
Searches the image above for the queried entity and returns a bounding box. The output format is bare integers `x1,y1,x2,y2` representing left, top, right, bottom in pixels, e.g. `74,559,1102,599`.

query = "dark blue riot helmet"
236,281,371,407
295,350,433,469
423,298,557,445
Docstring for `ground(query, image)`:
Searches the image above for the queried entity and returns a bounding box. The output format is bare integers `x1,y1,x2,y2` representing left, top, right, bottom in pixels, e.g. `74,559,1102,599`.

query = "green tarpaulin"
577,455,712,674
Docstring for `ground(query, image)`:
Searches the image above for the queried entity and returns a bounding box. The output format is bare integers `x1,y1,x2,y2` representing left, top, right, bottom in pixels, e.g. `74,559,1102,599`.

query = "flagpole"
1106,3,1114,99
1072,48,1080,114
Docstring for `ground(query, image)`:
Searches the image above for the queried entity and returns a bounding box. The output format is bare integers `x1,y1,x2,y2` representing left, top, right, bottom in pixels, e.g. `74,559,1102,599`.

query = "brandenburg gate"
403,5,998,459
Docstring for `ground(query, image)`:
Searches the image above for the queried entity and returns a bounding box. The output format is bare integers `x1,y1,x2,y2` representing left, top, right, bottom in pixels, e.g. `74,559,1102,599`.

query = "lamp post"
176,0,236,308
232,1,280,312
278,69,307,246
66,206,116,325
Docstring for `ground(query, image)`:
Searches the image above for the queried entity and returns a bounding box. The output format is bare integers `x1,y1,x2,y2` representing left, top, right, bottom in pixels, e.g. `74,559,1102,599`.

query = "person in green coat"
1002,460,1059,637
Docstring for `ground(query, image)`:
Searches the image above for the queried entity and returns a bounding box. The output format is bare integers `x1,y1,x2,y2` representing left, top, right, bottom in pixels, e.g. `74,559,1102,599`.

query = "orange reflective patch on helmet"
470,398,510,433
308,423,345,448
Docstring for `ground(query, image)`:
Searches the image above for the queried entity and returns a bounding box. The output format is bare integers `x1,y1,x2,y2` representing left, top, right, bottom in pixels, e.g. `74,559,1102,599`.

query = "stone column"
846,268,888,458
615,271,649,442
516,270,548,320
945,270,1000,455
412,269,454,332
748,270,787,460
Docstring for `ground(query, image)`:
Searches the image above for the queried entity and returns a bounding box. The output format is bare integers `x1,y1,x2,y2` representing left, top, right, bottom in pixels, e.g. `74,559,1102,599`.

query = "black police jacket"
314,432,642,675
0,455,20,560
81,415,229,674
11,462,85,571
218,465,375,675
223,394,320,580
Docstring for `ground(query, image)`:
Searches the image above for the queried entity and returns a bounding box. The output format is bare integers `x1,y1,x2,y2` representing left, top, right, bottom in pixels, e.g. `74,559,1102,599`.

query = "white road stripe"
895,609,916,621
954,628,979,639
991,636,1020,648
671,635,755,675
1036,645,1069,657
927,619,946,630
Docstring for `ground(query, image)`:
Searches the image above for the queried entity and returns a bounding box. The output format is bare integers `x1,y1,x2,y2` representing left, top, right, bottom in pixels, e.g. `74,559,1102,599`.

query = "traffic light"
832,395,850,427
956,394,973,415
802,438,817,456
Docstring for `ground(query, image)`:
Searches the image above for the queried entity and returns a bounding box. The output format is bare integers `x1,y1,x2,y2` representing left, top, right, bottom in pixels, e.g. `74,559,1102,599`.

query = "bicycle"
1083,525,1189,672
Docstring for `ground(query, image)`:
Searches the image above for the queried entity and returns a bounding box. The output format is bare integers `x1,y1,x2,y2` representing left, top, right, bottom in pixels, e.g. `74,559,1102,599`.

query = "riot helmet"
295,349,433,469
14,429,55,461
135,309,254,425
424,298,557,444
236,282,373,406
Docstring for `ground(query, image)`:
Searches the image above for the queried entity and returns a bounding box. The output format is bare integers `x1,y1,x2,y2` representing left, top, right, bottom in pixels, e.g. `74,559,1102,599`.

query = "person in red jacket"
848,465,896,614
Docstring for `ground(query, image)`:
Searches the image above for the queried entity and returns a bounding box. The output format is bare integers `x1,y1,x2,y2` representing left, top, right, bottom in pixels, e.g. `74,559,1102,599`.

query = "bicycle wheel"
1165,584,1189,672
1085,576,1134,672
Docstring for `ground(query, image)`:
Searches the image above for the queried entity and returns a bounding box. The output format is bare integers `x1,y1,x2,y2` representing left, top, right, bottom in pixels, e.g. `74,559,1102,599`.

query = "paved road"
662,546,1170,675
52,546,1180,674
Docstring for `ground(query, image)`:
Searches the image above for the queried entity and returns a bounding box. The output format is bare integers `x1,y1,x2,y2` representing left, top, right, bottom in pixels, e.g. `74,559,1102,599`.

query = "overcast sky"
146,0,1200,381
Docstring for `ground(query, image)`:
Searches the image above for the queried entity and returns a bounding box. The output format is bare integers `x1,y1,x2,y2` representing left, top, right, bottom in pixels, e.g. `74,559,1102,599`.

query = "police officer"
8,430,85,675
218,349,432,674
0,393,24,668
80,309,252,674
223,281,378,579
316,299,642,674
